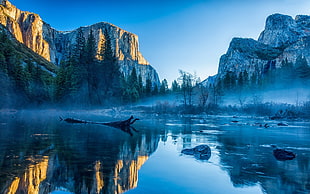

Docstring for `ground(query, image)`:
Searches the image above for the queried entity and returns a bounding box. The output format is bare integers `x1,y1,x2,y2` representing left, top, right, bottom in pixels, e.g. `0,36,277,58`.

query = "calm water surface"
0,110,309,194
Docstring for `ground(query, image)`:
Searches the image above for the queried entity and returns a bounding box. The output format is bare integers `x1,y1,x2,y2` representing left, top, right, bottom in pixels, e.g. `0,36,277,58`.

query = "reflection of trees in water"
216,126,310,194
0,116,160,194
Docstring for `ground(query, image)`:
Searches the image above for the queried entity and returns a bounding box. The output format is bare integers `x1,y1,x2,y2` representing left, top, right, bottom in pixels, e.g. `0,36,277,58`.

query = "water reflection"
217,123,310,194
0,112,159,194
0,113,309,194
143,116,309,194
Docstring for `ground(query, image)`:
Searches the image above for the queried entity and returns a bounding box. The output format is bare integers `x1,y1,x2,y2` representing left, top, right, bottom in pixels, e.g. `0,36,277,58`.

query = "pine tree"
171,80,180,92
85,30,100,104
55,63,67,101
129,67,139,90
74,28,86,62
120,73,129,102
85,30,97,64
160,79,168,94
178,70,195,106
127,67,140,101
145,77,152,96
152,84,159,96
99,28,120,99
223,72,233,90
277,58,294,84
54,55,82,103
138,74,143,96
295,55,310,79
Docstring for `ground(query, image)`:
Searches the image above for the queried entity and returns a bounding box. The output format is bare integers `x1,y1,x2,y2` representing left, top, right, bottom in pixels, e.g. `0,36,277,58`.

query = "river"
0,110,309,194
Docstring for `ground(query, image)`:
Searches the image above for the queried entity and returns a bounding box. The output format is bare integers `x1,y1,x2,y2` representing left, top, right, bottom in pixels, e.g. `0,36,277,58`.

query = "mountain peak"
212,13,310,92
264,14,295,30
0,0,7,6
0,0,160,86
258,14,299,47
258,13,310,48
295,15,310,27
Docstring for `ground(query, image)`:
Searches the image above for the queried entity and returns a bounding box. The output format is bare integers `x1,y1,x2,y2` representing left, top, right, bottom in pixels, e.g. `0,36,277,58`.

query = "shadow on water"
0,112,309,194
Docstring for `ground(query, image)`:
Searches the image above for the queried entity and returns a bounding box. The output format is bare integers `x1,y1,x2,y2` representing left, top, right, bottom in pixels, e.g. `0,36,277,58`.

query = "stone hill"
203,13,310,88
0,0,159,86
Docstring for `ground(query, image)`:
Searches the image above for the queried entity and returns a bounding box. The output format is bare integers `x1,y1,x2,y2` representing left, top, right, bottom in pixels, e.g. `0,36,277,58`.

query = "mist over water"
222,87,310,106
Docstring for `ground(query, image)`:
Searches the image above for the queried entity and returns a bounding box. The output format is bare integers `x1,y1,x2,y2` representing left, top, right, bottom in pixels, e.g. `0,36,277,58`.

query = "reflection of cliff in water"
0,114,160,194
216,125,310,194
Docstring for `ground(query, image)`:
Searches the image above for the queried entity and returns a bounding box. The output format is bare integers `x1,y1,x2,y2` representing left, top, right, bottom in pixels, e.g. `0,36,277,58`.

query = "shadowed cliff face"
214,14,310,85
258,14,310,48
0,0,160,86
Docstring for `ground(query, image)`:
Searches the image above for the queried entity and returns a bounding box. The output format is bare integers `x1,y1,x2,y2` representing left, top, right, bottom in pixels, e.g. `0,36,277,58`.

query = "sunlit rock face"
0,0,160,86
4,156,49,194
41,134,158,194
109,138,154,194
54,24,160,85
214,13,310,82
0,0,50,60
0,132,159,194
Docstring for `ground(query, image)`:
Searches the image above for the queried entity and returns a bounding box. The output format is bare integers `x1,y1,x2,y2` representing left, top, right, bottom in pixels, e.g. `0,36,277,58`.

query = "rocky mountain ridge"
203,13,310,87
0,0,159,85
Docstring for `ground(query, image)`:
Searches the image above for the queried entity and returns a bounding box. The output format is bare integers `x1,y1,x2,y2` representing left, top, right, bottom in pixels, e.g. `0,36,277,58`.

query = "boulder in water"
272,145,296,161
181,145,211,160
277,122,288,126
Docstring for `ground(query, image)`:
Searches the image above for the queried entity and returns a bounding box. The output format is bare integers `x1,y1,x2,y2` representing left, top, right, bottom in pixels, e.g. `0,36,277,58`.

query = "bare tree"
197,83,209,108
178,70,198,107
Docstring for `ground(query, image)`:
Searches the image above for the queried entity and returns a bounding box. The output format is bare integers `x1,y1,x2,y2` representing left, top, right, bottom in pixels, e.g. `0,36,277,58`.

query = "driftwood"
59,116,139,136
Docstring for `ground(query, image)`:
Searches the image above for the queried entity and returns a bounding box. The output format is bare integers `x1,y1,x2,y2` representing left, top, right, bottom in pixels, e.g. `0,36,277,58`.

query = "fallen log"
59,117,89,124
59,116,139,136
103,116,140,127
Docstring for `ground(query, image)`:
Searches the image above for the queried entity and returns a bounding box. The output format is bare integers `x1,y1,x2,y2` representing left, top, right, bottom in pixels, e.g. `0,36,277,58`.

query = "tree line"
0,28,170,107
2,26,310,109
217,56,310,92
54,28,168,106
0,29,54,107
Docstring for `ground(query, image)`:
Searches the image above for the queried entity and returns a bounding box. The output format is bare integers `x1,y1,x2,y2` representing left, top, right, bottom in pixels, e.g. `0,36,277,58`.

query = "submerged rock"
181,145,211,160
272,145,296,161
264,123,270,128
277,122,288,126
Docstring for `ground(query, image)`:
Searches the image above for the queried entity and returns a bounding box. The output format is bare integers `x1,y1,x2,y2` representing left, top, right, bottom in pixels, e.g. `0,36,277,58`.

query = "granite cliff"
0,0,159,85
205,13,310,87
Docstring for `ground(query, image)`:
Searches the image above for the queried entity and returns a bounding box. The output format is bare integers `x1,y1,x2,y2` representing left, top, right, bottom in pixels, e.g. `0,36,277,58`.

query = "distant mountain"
201,74,217,87
0,0,159,86
205,13,310,91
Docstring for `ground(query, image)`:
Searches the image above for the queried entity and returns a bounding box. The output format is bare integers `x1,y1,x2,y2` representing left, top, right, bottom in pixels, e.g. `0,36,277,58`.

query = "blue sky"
9,0,310,83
